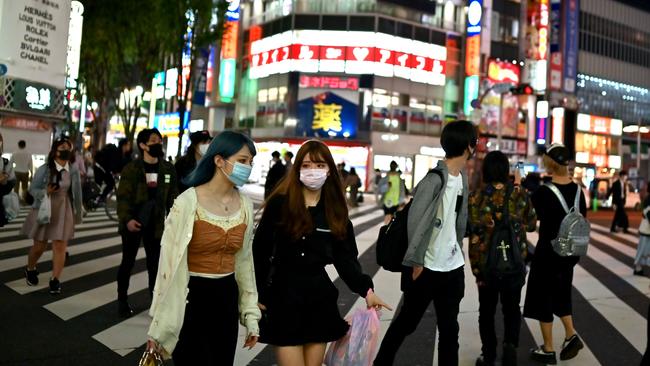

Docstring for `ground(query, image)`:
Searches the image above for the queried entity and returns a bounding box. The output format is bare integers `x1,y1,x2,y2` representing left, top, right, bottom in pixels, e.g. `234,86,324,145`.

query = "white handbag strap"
573,185,581,210
544,182,571,213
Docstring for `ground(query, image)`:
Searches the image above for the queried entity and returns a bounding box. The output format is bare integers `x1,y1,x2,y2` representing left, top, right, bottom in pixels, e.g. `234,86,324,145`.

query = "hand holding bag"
324,308,381,366
137,349,163,366
37,195,51,225
3,191,19,221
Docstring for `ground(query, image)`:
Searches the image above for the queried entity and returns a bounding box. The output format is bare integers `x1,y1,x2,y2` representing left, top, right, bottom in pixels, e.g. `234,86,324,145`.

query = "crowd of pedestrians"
3,121,650,366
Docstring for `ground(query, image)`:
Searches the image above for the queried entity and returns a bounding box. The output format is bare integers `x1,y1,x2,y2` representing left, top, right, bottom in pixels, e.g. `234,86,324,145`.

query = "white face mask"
300,168,328,191
198,144,209,156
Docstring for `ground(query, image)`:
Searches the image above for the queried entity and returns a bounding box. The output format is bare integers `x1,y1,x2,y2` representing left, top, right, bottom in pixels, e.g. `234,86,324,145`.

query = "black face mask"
147,144,164,158
58,150,72,161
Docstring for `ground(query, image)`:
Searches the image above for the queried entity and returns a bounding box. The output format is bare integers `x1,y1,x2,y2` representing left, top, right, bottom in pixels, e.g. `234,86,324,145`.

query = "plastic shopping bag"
37,195,51,225
2,192,19,221
324,308,381,366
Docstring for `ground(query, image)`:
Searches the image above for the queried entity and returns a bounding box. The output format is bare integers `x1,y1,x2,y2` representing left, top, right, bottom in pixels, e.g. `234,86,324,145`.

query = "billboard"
296,92,358,139
563,0,579,93
249,30,447,86
0,0,72,88
464,0,482,116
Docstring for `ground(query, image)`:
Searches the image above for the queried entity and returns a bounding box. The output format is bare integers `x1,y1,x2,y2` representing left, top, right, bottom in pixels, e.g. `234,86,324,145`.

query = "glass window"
396,22,412,38
378,17,395,34
414,26,429,42
294,14,320,29
322,15,347,30
349,16,375,31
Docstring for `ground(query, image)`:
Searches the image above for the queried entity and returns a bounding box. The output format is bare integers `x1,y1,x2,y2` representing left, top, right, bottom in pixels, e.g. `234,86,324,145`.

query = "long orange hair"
265,140,349,240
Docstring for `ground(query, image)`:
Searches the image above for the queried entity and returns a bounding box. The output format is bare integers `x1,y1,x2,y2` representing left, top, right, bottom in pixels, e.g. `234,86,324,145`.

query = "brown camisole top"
187,205,247,275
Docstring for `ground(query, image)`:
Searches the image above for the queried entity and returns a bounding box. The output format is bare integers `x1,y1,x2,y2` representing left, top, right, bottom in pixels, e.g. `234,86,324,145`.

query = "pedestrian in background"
468,151,537,366
373,168,382,205
0,133,17,227
10,140,32,203
379,161,401,224
254,140,390,366
117,138,133,173
264,151,286,198
22,137,83,294
283,150,294,173
634,182,650,276
523,144,586,364
147,131,260,364
374,120,477,366
116,128,178,317
609,171,630,233
175,130,211,193
345,167,361,207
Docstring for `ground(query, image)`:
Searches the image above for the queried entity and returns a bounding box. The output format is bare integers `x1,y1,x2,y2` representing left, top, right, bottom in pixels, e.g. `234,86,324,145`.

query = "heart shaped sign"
353,47,370,61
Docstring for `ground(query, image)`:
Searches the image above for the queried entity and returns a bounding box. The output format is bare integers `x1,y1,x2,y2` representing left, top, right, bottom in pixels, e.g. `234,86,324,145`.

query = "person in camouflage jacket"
467,151,536,366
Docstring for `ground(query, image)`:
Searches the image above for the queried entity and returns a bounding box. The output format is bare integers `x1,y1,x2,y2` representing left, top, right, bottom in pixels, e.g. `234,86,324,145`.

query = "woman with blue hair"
146,131,261,365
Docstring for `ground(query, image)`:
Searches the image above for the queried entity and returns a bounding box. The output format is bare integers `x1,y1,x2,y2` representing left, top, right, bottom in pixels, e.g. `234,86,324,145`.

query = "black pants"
374,266,465,366
173,275,240,365
611,203,629,231
116,228,160,300
478,281,523,361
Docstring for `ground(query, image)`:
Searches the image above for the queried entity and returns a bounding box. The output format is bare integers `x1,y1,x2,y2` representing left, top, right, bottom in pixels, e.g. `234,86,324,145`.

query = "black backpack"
376,169,444,272
484,185,525,287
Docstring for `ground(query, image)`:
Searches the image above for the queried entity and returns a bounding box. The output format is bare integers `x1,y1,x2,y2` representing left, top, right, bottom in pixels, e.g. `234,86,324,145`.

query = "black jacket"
264,160,286,197
253,195,373,305
610,180,626,206
174,154,197,193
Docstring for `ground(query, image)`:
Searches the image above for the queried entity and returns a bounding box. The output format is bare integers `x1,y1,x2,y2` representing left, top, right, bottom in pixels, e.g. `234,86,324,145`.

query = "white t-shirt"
423,173,465,272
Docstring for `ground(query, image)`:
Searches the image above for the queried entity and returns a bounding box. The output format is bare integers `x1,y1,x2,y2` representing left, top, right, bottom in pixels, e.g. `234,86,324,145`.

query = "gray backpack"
544,183,590,256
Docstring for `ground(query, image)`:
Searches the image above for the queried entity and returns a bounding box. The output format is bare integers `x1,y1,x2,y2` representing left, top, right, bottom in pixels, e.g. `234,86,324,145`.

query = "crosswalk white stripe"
92,310,152,356
589,229,637,258
572,265,646,353
0,220,115,239
0,237,121,272
0,227,118,253
44,271,148,321
92,210,386,357
1,215,109,230
5,250,145,295
591,223,639,243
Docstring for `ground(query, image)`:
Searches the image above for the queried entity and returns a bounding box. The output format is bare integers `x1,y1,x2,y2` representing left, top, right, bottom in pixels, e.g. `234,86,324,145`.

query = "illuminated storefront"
573,113,622,189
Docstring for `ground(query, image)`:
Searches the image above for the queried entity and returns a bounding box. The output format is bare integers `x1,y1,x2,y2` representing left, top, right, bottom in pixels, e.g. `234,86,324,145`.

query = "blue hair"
183,131,257,188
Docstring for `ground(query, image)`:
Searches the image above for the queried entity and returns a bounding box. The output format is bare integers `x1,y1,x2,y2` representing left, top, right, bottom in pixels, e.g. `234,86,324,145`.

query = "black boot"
118,299,134,318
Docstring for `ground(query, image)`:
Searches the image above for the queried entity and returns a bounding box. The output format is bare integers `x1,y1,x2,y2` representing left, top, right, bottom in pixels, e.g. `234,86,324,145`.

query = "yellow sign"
312,101,342,132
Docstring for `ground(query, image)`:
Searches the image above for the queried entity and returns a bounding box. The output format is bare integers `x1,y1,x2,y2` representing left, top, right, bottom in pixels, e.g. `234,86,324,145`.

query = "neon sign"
464,0,482,115
249,30,447,86
299,75,359,90
487,59,520,84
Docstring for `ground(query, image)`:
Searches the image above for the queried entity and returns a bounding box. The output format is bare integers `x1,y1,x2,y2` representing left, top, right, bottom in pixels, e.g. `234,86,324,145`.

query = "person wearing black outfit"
117,138,133,173
175,130,212,193
609,171,629,233
264,151,286,198
116,128,178,318
523,144,586,364
94,144,119,203
253,140,390,366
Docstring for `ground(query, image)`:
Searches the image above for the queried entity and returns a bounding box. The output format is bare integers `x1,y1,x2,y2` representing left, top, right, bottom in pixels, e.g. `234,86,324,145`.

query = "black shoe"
610,228,618,233
118,300,134,318
25,268,39,286
49,278,61,294
624,229,630,234
475,355,495,366
530,346,557,364
560,334,584,360
634,269,645,276
503,343,518,366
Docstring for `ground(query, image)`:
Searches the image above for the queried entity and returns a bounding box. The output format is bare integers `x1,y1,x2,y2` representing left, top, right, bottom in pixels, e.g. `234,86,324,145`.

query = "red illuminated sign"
487,60,521,84
465,36,481,76
298,75,359,90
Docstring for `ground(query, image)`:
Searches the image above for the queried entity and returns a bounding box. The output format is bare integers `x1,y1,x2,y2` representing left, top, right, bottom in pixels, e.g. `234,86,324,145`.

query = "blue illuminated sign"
467,0,483,36
297,92,358,139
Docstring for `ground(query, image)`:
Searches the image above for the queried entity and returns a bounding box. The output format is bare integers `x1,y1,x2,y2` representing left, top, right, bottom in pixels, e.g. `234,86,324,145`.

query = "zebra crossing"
1,203,648,365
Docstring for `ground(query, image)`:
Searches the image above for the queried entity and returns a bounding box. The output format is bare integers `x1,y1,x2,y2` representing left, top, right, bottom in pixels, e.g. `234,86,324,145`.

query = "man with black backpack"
374,121,477,366
468,151,537,366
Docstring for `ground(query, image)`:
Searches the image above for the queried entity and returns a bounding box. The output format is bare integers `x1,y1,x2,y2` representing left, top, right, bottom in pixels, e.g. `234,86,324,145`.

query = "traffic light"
510,84,534,95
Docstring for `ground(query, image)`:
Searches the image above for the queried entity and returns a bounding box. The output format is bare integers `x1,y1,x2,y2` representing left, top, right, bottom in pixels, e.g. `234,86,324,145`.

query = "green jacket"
117,159,179,238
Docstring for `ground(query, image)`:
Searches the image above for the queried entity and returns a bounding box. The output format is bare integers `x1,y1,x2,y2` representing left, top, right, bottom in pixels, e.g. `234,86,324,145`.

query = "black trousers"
478,281,523,361
94,166,115,201
116,228,160,300
173,275,240,365
374,266,465,366
611,203,629,231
